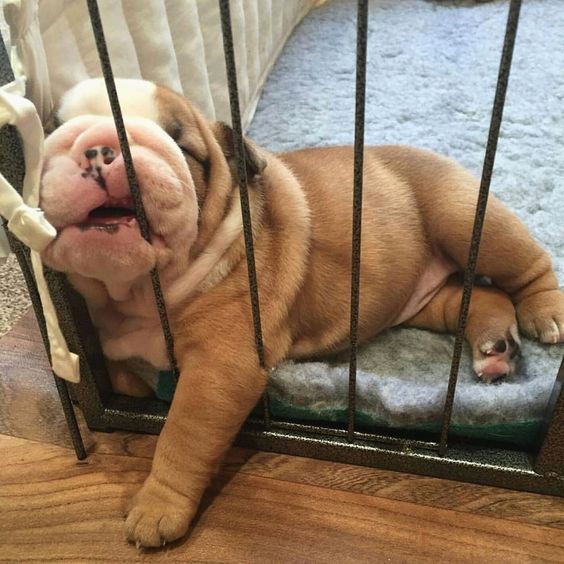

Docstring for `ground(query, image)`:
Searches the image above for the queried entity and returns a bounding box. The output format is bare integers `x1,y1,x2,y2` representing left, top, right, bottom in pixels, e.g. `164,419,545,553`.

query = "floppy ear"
213,121,267,179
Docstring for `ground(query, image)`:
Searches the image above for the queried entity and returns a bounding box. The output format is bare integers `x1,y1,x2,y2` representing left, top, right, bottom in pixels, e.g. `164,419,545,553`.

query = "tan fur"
52,85,564,547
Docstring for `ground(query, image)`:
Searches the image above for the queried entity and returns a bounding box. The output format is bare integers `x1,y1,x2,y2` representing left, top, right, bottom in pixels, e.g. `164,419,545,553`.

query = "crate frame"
1,0,562,496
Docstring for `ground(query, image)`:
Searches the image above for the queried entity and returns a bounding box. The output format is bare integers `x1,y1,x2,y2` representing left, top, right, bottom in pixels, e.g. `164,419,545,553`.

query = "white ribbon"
0,79,80,383
0,83,55,247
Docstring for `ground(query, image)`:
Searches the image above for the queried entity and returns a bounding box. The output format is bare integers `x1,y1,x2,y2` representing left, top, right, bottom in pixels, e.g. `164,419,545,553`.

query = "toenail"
494,340,507,353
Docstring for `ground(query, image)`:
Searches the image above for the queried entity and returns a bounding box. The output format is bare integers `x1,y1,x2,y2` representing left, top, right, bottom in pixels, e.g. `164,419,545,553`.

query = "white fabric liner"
1,0,321,382
7,0,320,129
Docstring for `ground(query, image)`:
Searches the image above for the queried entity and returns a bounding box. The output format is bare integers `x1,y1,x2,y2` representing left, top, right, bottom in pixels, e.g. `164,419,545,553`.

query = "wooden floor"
1,315,564,562
1,433,564,562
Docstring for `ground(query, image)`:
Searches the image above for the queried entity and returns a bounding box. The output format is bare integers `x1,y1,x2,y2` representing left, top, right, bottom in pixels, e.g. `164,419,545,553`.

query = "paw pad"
474,330,521,383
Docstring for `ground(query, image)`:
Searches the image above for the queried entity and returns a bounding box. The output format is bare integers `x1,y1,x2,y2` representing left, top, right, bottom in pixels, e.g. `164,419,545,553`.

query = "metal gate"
1,0,563,496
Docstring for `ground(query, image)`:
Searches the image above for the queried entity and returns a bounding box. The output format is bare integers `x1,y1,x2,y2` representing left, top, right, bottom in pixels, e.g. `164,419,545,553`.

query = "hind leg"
409,152,564,343
448,199,564,344
405,279,521,382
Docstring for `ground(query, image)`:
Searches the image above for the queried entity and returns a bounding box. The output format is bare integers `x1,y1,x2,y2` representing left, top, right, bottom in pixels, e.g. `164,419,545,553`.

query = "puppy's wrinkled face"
40,80,201,290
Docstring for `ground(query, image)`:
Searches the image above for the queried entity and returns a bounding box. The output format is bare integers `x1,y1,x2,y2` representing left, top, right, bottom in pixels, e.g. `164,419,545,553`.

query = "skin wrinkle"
39,78,564,547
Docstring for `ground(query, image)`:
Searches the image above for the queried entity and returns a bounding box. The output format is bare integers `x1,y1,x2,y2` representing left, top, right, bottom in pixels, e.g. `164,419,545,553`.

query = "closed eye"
178,145,206,165
178,145,210,178
179,145,199,161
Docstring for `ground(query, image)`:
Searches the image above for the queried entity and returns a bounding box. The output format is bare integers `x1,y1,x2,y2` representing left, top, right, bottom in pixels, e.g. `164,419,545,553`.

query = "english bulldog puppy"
40,78,564,547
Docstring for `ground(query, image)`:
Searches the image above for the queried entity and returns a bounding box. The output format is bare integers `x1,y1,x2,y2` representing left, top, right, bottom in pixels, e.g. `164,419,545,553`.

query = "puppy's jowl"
40,79,564,547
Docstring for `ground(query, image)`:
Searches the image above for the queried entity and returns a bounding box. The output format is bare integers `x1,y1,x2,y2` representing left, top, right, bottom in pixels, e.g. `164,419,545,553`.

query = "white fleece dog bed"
244,0,564,446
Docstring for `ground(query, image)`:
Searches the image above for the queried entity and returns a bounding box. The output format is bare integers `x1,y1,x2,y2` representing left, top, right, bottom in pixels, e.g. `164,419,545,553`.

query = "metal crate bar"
535,358,564,474
347,0,369,442
238,422,564,497
9,229,88,460
438,0,522,455
218,0,271,430
247,417,439,452
94,399,564,496
0,37,87,460
1,0,561,497
86,0,179,380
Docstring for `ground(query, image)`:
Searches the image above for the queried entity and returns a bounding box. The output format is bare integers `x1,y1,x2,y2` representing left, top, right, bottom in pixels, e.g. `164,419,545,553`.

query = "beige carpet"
0,255,31,337
0,17,28,336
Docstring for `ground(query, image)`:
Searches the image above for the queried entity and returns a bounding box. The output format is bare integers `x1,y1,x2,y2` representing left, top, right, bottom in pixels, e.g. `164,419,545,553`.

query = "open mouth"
79,198,136,234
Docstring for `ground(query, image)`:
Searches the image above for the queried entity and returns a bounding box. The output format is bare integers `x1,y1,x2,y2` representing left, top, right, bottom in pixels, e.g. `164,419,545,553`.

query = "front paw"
125,475,197,548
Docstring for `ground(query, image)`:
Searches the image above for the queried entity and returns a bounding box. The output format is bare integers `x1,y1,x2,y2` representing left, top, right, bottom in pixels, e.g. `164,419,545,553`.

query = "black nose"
101,146,116,165
81,145,118,190
84,146,116,165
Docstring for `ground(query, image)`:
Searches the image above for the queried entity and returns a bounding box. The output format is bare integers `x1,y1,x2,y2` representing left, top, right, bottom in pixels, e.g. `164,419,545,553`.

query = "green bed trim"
156,370,177,402
266,398,542,448
157,371,541,448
